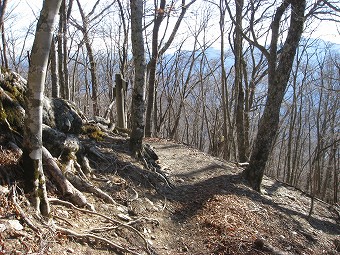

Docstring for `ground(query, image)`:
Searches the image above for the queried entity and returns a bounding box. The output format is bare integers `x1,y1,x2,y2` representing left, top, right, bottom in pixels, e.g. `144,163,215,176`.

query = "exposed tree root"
65,171,116,204
42,147,88,207
10,185,41,234
140,144,174,189
53,225,142,255
49,198,154,255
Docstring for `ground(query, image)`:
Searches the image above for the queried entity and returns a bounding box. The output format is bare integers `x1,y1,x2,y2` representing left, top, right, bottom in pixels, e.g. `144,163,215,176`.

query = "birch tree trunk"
129,0,146,155
23,0,62,216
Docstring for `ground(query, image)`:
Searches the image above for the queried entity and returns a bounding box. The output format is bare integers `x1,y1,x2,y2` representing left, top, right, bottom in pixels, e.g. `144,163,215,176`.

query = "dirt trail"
147,139,340,255
146,139,240,254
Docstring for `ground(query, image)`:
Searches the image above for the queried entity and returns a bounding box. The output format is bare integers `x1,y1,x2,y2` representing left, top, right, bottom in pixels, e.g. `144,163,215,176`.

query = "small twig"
91,176,110,182
127,217,160,227
127,187,139,202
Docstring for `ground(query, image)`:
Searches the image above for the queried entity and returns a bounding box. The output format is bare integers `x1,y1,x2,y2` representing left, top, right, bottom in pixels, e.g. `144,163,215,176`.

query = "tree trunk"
244,0,306,191
58,0,65,98
145,0,166,137
75,0,100,116
23,0,62,216
233,0,247,163
129,0,146,155
50,35,59,98
115,73,127,129
62,0,70,101
0,0,8,68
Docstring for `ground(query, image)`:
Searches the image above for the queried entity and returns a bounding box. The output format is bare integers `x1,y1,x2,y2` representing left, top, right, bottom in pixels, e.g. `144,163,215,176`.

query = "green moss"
81,124,105,141
0,69,27,108
0,101,7,122
2,105,24,133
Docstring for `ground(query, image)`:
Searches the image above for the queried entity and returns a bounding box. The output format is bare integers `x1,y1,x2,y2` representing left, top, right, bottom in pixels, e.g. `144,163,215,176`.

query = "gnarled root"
42,147,87,207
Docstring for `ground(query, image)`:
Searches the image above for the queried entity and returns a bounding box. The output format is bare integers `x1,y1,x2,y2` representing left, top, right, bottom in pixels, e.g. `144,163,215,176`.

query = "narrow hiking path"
145,138,242,254
146,138,340,255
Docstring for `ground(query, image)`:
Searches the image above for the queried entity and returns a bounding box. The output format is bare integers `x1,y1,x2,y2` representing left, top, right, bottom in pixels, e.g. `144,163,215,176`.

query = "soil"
0,133,339,255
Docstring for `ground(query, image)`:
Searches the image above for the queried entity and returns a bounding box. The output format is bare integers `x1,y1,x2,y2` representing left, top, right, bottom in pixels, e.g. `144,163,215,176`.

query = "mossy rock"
0,69,86,136
81,124,105,141
0,86,25,134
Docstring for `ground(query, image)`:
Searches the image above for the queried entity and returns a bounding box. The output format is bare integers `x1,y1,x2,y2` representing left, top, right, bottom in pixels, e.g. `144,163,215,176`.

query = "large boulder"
0,69,85,135
43,97,84,134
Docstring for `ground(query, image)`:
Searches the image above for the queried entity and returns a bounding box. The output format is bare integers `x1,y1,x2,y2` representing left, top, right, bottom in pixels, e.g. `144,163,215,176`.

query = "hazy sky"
6,0,340,53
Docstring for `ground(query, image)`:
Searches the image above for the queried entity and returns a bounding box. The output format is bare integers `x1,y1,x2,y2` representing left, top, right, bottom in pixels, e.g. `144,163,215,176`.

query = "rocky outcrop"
0,69,86,135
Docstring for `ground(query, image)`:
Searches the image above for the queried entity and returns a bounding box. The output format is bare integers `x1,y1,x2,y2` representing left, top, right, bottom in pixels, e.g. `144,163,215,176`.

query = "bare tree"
144,0,166,137
129,0,146,155
57,0,73,100
0,0,8,68
50,36,59,98
145,0,197,137
243,0,307,191
71,0,114,116
23,0,62,216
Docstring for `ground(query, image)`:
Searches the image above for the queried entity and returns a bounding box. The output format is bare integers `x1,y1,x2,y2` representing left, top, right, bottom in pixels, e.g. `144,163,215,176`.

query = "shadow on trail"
93,137,339,238
161,168,340,237
175,163,231,178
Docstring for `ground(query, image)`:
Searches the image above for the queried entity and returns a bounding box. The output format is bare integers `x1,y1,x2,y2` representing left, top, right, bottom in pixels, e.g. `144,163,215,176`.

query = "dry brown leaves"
196,194,270,254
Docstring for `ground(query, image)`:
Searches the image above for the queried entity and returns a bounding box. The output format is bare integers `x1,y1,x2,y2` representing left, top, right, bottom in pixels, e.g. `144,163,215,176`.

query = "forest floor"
0,132,339,255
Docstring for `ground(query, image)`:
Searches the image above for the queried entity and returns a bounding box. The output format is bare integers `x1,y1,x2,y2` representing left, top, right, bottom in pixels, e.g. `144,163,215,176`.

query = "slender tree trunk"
333,145,338,203
129,0,146,155
57,6,65,98
62,6,70,101
145,0,166,137
23,0,62,216
233,0,247,163
244,0,306,191
0,0,8,68
75,0,101,116
50,36,59,98
85,39,99,116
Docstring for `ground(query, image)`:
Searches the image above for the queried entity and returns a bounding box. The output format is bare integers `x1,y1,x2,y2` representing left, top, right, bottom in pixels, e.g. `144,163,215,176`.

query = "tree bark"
50,36,60,98
244,0,306,191
129,0,146,155
23,0,62,216
233,0,247,163
0,0,8,68
145,0,166,137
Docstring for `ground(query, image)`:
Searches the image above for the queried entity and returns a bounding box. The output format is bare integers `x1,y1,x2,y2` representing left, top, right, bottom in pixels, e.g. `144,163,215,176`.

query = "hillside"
0,132,339,255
